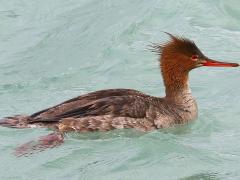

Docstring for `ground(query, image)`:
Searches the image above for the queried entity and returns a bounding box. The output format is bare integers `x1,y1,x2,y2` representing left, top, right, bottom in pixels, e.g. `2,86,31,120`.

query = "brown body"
7,88,197,132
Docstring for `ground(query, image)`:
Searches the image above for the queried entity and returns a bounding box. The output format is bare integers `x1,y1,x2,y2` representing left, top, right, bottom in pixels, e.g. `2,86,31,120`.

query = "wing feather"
29,89,151,123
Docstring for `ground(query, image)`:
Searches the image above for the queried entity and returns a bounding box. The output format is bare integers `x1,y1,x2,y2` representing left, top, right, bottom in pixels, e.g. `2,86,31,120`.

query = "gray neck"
159,61,198,123
165,83,194,104
162,70,198,122
163,80,198,124
162,68,193,103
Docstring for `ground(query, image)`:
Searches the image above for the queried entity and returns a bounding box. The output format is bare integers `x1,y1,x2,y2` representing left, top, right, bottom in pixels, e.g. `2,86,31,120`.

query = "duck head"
151,33,239,98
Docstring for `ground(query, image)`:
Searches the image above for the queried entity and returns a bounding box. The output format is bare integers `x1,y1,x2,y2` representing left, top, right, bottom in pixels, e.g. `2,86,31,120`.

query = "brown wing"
29,89,151,123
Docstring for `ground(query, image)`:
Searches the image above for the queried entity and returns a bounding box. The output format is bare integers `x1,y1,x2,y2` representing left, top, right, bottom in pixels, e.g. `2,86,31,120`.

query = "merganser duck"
1,33,239,155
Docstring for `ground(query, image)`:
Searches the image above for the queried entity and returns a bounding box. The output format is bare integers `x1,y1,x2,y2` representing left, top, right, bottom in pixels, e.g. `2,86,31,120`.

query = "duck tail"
0,115,31,128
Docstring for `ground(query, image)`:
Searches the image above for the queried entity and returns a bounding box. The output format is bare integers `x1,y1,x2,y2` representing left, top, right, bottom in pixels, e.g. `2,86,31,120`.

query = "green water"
0,0,240,179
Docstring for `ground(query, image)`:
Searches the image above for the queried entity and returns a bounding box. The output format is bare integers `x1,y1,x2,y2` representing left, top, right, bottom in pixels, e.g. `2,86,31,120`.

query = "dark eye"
191,55,198,61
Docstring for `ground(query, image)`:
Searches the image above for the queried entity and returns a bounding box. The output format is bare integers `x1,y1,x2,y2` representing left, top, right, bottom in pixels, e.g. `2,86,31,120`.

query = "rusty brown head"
151,33,239,72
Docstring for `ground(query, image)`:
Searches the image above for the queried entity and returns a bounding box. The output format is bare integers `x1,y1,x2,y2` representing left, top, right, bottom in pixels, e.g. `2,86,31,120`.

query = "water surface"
0,0,240,179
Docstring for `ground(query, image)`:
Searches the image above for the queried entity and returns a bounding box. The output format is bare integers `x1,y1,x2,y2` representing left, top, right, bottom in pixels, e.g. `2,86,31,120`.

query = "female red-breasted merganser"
1,33,239,155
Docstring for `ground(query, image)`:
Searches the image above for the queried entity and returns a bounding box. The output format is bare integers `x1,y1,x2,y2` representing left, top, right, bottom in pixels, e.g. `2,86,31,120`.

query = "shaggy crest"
149,32,206,58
